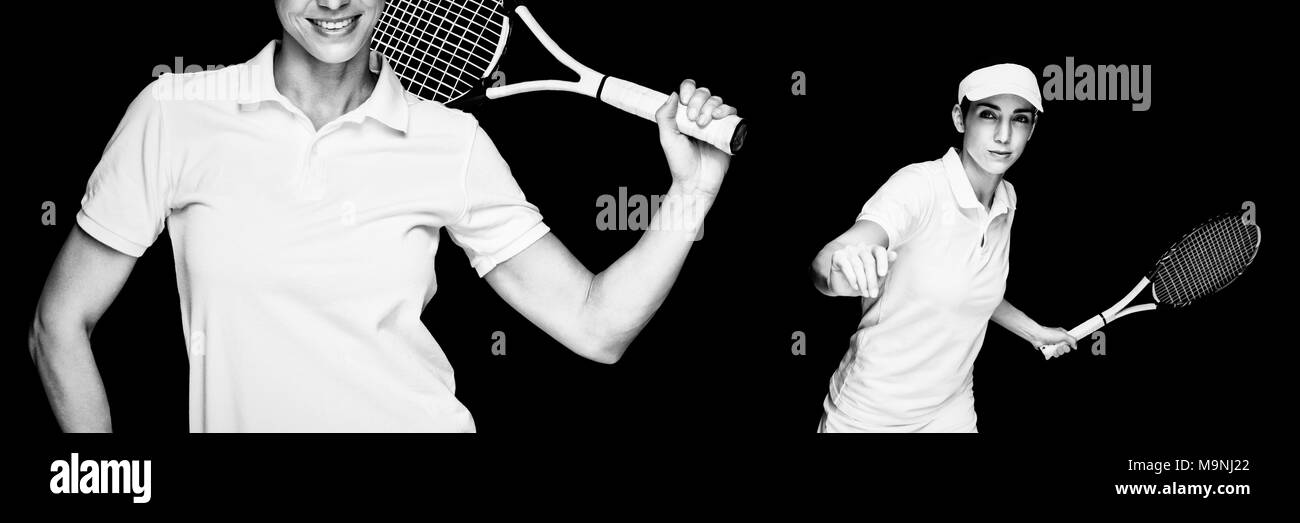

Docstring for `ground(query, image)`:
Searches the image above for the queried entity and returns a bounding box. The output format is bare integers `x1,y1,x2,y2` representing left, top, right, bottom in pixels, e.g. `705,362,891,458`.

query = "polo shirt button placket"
976,210,990,250
977,217,994,264
302,138,325,201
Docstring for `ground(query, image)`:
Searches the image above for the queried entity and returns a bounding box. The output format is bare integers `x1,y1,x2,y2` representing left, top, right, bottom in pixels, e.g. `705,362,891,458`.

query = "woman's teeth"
311,17,356,30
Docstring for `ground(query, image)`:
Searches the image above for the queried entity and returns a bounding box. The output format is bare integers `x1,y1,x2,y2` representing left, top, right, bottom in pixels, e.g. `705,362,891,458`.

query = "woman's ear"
951,104,965,133
369,50,382,74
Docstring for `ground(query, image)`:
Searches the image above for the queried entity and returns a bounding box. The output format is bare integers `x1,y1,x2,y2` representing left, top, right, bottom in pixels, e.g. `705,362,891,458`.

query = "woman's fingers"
1061,329,1078,350
849,248,874,298
686,86,712,121
678,79,697,104
832,251,859,293
846,249,870,296
697,96,724,127
833,244,895,298
870,245,890,277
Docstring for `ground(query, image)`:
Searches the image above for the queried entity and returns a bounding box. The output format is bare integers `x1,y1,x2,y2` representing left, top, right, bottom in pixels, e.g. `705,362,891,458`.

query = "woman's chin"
285,32,365,65
977,158,1014,176
305,43,364,65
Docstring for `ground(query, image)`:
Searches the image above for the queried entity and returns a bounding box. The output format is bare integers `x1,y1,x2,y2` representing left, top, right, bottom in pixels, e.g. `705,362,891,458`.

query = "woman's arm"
485,199,707,364
992,299,1078,353
29,226,138,432
810,220,896,299
482,80,734,364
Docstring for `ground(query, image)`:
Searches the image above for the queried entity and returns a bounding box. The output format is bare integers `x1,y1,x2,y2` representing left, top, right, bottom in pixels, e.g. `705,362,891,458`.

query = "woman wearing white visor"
810,64,1077,432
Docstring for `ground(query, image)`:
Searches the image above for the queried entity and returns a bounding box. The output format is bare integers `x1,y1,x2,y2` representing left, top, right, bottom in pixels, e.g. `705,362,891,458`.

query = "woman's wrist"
1026,323,1055,346
654,183,716,237
666,180,719,203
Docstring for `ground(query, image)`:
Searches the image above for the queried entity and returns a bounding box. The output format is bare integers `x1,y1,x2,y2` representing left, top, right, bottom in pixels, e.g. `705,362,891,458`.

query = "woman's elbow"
568,316,638,365
565,283,657,364
576,332,631,365
28,307,89,363
586,344,626,365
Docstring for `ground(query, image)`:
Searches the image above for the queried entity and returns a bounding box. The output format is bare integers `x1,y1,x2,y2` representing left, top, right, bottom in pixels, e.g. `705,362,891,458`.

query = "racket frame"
483,7,599,99
1038,211,1261,360
380,4,747,154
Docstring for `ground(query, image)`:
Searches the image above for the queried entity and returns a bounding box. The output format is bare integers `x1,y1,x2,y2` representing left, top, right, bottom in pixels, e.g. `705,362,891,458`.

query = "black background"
10,1,1285,508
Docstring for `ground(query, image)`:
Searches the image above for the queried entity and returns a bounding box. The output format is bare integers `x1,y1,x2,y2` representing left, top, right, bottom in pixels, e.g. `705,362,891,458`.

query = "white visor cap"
958,63,1044,113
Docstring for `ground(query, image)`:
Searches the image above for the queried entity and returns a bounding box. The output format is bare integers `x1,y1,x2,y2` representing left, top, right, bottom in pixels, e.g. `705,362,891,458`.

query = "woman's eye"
1014,115,1030,124
979,111,996,119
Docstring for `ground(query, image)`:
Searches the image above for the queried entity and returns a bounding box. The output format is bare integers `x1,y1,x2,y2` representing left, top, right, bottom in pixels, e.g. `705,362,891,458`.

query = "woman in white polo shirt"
29,0,737,432
810,64,1077,433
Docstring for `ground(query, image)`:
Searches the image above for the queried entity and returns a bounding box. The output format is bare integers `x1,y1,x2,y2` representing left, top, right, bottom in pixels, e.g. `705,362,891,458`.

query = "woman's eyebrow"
976,102,1034,114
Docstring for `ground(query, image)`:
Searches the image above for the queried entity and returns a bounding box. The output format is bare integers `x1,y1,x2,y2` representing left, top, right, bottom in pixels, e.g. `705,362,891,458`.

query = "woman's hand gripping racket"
1040,210,1261,359
371,0,748,154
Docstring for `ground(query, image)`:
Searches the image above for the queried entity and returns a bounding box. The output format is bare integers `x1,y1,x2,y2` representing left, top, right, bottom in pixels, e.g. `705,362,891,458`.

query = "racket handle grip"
1038,314,1107,360
598,76,748,155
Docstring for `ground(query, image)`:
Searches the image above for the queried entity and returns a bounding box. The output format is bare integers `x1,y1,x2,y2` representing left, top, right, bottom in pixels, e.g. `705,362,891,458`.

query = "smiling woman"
29,0,740,433
276,0,380,63
271,0,385,129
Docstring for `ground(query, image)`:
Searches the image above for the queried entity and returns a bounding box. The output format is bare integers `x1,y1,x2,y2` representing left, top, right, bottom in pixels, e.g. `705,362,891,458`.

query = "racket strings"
374,3,452,98
376,0,494,98
417,0,493,96
1158,216,1251,303
400,0,500,68
378,1,499,68
1151,213,1260,306
372,0,506,102
1155,216,1252,304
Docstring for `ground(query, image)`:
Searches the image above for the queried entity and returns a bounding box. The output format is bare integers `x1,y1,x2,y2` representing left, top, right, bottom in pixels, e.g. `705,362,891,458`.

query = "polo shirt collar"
941,147,1016,215
237,40,410,133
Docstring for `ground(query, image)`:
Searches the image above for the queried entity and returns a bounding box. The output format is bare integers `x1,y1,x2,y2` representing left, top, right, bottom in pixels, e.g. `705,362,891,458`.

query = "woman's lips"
308,14,361,35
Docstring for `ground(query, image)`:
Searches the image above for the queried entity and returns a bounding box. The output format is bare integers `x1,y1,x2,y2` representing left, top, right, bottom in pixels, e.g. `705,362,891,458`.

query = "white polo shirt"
77,41,550,432
823,147,1016,431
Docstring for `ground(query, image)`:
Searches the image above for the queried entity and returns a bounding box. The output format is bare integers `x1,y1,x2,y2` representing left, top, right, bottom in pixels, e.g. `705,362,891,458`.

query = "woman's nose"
994,119,1011,144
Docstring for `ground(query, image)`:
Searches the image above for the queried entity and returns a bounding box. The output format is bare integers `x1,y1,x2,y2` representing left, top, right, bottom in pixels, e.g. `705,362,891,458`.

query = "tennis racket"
1039,210,1261,359
370,0,748,154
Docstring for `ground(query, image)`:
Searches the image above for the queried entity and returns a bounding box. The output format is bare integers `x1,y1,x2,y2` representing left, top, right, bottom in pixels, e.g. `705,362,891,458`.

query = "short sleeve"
856,167,934,249
77,81,173,257
445,125,550,277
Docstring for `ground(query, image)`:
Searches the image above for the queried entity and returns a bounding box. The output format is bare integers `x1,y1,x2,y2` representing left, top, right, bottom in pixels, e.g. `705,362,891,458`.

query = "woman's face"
953,93,1036,176
276,0,384,64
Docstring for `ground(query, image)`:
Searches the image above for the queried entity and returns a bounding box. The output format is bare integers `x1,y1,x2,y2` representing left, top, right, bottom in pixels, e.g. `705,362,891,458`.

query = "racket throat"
1067,277,1153,341
1103,276,1153,321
